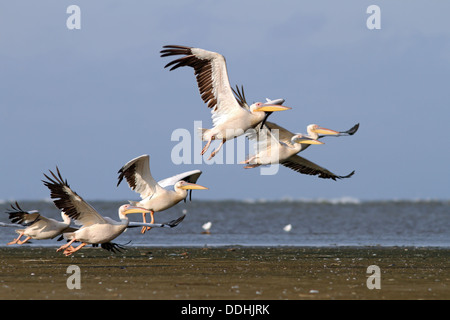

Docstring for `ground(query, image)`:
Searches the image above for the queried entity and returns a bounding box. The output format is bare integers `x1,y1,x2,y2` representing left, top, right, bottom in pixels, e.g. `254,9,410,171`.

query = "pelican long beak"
255,99,290,128
293,137,324,145
123,206,152,215
311,127,339,135
254,103,291,112
180,183,209,190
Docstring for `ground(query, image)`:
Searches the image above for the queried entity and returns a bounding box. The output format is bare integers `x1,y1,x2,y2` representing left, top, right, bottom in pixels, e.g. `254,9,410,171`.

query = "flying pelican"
4,201,75,245
117,154,208,233
160,45,291,159
42,167,174,256
242,121,355,180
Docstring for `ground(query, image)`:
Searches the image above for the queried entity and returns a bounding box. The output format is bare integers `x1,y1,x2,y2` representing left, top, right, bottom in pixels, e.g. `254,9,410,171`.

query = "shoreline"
1,246,449,300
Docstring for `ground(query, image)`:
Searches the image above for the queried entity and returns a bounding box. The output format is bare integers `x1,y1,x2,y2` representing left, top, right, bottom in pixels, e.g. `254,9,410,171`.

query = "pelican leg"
7,231,25,245
64,242,87,256
208,139,226,160
17,236,32,245
141,212,147,234
240,156,256,165
146,211,155,232
201,137,213,155
244,164,261,169
57,238,77,252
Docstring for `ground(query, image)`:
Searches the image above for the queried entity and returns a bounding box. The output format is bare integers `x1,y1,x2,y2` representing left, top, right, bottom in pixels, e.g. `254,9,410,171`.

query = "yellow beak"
123,206,152,215
180,183,209,190
296,138,324,145
292,136,324,145
254,104,291,112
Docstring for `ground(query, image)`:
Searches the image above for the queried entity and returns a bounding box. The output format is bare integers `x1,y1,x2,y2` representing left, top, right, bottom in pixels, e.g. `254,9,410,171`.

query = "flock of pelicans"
1,45,359,256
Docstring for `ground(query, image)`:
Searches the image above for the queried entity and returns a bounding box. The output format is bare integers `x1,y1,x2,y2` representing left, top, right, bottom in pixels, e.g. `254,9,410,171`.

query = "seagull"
117,154,208,233
202,221,212,234
4,201,75,245
42,167,174,256
160,45,291,159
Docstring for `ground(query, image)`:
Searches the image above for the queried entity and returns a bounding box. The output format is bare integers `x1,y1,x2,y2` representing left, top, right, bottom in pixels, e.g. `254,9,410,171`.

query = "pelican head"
175,181,208,190
250,101,291,114
291,134,324,145
250,100,291,128
307,124,339,138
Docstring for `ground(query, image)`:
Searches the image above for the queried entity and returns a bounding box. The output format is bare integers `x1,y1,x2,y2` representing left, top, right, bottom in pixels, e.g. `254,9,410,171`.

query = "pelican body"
161,45,291,159
42,167,153,256
243,121,356,180
5,202,73,245
117,154,208,233
61,204,141,245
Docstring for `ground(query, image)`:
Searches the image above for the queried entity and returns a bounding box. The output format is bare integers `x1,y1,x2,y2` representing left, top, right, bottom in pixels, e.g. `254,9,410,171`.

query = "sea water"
0,199,448,247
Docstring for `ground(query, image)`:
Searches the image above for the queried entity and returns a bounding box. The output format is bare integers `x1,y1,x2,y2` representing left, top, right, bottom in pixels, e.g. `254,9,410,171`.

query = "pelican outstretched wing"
128,214,186,229
281,155,355,180
161,45,246,126
117,154,163,199
263,121,297,146
231,85,249,110
5,202,41,226
42,167,106,227
158,169,203,202
158,170,202,188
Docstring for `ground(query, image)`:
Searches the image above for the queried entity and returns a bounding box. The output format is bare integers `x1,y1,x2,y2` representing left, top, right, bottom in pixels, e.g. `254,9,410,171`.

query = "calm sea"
0,199,448,248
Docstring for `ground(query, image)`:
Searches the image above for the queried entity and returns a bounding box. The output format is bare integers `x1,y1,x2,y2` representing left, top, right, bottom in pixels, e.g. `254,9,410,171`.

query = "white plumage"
5,201,73,245
117,154,207,233
242,121,357,180
42,167,178,256
161,45,291,159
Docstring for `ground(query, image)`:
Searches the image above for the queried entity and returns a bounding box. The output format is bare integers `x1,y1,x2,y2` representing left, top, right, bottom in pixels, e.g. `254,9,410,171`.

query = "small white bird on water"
202,221,212,234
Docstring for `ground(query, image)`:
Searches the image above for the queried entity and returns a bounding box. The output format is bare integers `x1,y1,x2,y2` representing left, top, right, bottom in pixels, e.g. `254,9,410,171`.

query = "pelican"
160,45,291,159
42,167,172,256
242,121,355,180
4,201,75,245
117,154,208,233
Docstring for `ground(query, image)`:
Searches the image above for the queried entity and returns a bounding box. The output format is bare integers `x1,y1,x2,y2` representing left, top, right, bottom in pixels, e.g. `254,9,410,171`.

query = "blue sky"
1,1,449,201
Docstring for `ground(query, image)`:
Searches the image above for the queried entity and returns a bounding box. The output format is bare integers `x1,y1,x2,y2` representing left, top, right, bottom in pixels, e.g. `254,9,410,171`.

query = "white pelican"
117,154,208,233
160,45,291,159
242,121,355,180
42,168,167,256
5,201,74,245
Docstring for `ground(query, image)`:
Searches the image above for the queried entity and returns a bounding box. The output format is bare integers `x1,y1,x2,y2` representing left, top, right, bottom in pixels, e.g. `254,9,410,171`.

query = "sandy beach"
0,246,448,300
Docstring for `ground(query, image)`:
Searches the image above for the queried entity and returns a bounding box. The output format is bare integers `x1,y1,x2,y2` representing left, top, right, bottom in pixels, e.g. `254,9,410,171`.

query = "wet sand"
0,246,448,300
